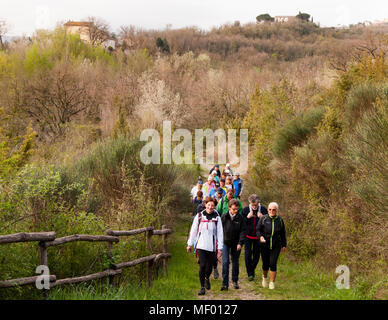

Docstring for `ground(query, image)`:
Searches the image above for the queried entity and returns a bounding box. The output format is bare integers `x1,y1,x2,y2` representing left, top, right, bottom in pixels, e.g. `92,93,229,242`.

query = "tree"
296,12,311,22
256,14,274,23
18,62,100,138
86,16,110,45
155,37,170,53
0,20,8,50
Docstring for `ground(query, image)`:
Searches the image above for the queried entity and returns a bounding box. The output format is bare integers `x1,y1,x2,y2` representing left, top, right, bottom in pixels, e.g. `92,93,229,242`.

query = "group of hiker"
187,164,287,296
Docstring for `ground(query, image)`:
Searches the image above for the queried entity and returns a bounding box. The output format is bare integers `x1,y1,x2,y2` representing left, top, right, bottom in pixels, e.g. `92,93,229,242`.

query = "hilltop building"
64,21,92,43
63,20,116,50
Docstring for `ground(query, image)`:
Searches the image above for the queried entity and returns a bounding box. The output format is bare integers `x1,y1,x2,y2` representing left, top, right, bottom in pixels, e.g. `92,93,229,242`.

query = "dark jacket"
209,166,221,178
221,211,245,247
241,205,268,239
256,214,286,250
196,202,205,214
192,197,203,216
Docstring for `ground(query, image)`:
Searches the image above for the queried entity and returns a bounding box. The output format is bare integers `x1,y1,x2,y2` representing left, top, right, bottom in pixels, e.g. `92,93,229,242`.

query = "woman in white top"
187,197,223,295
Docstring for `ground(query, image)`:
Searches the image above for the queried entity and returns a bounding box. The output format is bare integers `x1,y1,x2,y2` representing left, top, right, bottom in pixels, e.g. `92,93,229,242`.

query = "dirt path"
197,252,266,300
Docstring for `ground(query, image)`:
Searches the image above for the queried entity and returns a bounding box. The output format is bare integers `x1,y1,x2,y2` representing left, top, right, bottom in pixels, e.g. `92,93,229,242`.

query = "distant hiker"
241,194,268,281
222,168,232,178
209,187,226,202
192,191,203,216
233,173,244,199
257,202,286,290
211,170,220,184
219,178,227,194
203,175,215,197
220,199,245,291
209,164,221,178
225,163,233,176
187,197,223,296
191,180,206,200
225,176,234,191
217,188,243,215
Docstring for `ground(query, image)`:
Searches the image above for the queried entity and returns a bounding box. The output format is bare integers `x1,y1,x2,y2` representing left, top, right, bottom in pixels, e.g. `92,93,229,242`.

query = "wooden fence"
0,225,172,292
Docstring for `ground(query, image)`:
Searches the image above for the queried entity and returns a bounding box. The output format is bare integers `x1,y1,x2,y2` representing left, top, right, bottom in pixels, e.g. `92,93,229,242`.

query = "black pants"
197,249,216,287
261,246,281,272
244,238,260,277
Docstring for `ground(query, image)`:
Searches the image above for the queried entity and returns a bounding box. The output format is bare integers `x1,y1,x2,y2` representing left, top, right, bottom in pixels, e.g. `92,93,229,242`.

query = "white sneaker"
262,277,268,288
269,281,275,290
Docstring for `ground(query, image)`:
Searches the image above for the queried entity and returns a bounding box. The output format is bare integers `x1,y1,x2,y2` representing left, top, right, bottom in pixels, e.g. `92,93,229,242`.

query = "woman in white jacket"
187,196,223,295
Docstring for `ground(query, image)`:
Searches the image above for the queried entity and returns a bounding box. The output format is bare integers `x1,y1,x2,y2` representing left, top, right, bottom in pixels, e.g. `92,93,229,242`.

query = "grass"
250,254,385,300
49,213,386,300
49,214,200,300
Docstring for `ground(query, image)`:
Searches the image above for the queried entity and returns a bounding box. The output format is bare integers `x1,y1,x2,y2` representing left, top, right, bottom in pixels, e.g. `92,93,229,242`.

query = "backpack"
194,210,219,256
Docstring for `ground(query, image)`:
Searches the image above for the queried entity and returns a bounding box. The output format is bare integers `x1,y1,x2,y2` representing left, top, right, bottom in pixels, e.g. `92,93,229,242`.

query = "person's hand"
187,246,192,253
258,212,263,219
247,211,254,219
217,250,222,260
237,244,242,251
260,236,266,243
281,247,286,253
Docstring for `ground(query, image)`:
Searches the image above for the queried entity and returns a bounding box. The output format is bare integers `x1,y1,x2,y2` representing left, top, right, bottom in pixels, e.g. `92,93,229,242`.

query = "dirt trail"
194,166,265,300
197,254,266,300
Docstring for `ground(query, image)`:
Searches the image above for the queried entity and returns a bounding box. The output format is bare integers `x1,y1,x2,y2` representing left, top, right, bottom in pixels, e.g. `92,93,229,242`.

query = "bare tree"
0,20,8,50
86,16,110,45
18,62,100,138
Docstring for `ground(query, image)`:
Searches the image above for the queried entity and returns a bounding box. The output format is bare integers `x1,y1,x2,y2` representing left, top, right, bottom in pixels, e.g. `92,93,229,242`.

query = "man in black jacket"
241,194,268,281
220,199,245,290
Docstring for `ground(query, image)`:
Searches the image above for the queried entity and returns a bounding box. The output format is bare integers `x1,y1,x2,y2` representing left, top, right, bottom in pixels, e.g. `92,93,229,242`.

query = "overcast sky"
2,0,388,36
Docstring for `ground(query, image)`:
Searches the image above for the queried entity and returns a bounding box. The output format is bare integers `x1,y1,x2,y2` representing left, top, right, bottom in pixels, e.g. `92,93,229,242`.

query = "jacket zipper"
270,218,274,250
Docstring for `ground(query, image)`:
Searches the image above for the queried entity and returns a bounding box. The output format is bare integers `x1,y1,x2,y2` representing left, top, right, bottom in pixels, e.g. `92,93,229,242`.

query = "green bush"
344,81,379,123
273,106,324,158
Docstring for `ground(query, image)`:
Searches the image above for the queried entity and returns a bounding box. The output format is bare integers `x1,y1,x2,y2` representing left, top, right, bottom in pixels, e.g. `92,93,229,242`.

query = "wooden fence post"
146,229,153,287
106,240,115,287
38,241,49,299
162,225,168,277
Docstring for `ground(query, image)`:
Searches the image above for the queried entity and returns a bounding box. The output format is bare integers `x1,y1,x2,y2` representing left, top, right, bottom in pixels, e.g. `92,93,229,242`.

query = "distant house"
64,20,116,50
373,18,388,26
274,16,296,23
64,21,92,43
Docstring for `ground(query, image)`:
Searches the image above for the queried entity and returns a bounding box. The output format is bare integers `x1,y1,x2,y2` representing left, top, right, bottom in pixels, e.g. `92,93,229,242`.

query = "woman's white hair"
268,202,279,210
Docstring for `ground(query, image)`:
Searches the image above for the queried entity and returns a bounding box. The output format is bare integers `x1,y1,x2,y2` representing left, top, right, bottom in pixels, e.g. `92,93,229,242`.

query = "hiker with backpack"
224,176,234,191
187,197,223,295
203,175,216,198
220,199,245,291
233,173,244,199
192,190,204,217
191,180,206,200
257,202,286,290
209,164,221,178
217,188,243,215
241,194,268,281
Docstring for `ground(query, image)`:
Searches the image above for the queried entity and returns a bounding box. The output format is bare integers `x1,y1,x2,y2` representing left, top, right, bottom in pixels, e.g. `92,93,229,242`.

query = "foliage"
296,12,311,22
256,14,274,22
273,106,325,158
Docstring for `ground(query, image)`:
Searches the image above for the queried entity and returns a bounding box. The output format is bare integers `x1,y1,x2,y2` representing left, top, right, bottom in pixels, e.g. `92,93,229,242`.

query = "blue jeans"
222,243,241,287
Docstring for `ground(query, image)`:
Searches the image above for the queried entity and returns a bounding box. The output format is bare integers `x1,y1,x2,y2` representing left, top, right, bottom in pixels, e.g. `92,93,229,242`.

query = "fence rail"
0,225,172,292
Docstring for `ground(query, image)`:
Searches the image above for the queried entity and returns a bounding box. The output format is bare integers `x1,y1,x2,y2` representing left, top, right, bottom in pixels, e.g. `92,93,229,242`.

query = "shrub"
273,106,324,158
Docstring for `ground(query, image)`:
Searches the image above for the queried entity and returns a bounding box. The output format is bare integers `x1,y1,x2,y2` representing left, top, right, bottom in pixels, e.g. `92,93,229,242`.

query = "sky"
1,0,388,36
